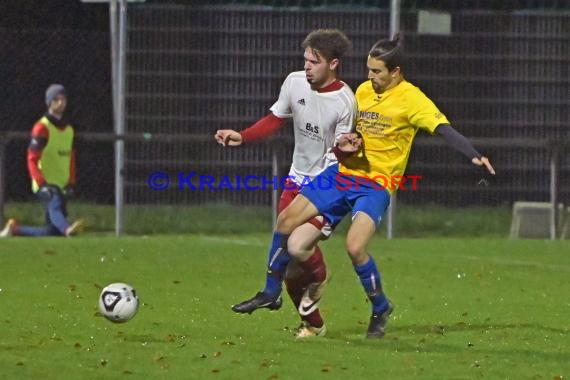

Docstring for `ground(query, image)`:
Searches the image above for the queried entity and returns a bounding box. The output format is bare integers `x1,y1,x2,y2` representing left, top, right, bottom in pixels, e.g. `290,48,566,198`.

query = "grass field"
4,202,513,237
1,235,569,379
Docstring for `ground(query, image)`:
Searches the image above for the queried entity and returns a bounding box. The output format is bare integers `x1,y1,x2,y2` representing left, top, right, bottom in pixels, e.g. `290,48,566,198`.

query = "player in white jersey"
273,70,356,185
215,29,357,338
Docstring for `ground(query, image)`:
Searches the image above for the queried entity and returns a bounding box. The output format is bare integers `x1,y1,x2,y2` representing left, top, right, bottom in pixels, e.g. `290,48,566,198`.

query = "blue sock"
354,255,389,314
262,231,290,296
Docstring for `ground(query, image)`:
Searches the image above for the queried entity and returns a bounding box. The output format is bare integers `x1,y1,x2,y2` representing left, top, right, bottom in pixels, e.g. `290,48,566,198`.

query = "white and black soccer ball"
98,283,139,323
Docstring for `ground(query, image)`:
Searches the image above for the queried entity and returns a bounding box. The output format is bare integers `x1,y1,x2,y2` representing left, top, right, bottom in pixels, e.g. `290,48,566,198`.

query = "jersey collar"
317,80,344,93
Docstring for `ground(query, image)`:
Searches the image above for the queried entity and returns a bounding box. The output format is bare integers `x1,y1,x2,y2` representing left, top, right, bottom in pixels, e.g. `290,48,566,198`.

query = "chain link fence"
124,5,569,208
1,3,569,234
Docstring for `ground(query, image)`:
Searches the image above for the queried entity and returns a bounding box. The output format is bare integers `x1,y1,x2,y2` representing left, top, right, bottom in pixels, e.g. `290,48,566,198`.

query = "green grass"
4,202,512,237
0,235,569,379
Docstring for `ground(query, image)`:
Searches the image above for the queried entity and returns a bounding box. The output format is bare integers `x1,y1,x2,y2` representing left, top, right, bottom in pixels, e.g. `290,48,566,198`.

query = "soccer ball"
98,283,139,323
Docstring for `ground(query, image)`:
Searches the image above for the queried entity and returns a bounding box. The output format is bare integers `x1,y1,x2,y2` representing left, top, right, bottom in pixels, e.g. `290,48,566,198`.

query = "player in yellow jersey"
267,35,495,338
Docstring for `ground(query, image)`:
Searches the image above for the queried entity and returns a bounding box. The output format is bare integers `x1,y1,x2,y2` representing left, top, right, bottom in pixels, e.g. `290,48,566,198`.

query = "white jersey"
270,71,357,185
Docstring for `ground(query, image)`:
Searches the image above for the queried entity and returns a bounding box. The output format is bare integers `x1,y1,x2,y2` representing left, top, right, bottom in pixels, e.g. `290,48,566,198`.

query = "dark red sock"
284,270,310,309
285,264,324,328
302,309,324,328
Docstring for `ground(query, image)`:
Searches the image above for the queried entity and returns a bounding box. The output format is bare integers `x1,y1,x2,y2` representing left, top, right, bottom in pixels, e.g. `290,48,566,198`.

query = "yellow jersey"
31,116,74,193
339,80,449,193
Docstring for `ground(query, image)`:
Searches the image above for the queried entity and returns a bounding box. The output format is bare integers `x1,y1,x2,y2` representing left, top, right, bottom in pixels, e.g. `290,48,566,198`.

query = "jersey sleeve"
27,122,49,186
407,88,450,135
269,73,293,118
335,92,358,139
240,113,286,143
69,148,76,185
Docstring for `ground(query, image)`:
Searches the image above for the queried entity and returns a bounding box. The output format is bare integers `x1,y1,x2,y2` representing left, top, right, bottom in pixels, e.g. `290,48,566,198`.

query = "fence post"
113,0,128,236
0,142,5,226
549,142,560,240
271,142,279,231
389,0,401,39
386,0,401,239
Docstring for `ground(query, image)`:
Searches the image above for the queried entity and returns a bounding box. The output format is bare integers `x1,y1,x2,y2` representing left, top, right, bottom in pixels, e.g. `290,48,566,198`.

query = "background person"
1,84,83,238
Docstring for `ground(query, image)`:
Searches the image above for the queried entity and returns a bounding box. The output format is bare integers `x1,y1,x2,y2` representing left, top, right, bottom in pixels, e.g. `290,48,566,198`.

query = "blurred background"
0,0,569,236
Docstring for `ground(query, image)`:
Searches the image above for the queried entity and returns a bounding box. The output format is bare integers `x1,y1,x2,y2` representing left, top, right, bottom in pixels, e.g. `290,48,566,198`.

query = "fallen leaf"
432,325,445,335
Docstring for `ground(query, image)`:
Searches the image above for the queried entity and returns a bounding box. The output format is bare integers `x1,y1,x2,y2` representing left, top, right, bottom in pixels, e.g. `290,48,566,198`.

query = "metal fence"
124,5,570,207
1,4,569,234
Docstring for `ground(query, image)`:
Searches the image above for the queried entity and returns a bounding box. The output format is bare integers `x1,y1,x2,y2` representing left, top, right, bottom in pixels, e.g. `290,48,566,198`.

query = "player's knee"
286,238,302,258
287,238,310,260
345,239,367,262
345,239,361,256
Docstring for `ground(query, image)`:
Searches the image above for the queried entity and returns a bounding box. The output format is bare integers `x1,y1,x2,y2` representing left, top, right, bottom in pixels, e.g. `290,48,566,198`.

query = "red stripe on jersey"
27,149,46,186
317,80,344,93
241,113,285,143
69,149,76,185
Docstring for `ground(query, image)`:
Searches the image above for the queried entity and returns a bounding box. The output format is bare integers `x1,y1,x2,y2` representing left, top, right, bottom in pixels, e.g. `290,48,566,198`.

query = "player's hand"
215,129,243,147
472,156,495,175
336,133,362,153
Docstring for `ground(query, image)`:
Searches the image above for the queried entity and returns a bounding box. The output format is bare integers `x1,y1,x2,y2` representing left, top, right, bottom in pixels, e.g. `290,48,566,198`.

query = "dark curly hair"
301,29,352,62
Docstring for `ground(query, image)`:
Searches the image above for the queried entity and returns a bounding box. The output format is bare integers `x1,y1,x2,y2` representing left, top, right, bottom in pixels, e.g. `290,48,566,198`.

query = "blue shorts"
300,164,391,227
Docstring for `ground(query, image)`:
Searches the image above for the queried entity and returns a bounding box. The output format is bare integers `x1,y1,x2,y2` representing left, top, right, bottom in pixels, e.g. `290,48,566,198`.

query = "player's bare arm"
214,129,243,147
